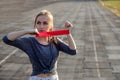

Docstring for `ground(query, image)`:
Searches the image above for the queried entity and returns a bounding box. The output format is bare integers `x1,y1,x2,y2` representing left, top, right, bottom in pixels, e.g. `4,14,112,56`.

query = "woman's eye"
43,22,48,25
36,21,48,25
37,21,41,24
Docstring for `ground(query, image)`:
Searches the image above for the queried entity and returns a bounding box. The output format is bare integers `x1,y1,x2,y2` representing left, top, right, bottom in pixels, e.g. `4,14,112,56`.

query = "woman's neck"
35,37,49,45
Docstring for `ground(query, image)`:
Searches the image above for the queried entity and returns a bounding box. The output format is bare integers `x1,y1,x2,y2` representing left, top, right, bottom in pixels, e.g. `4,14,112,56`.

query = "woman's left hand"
65,20,73,30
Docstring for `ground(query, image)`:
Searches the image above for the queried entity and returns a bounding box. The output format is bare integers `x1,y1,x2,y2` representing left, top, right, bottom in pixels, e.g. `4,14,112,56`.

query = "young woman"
2,10,77,80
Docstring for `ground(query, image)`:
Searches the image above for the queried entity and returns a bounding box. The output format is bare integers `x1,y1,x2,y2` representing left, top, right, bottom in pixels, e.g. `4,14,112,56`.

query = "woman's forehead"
37,15,49,21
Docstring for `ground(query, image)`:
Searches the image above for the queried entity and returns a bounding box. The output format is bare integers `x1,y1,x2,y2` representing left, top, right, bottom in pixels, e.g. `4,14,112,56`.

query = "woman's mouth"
39,30,46,32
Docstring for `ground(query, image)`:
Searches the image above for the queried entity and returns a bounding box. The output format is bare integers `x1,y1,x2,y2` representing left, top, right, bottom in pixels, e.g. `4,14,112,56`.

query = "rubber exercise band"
36,29,69,37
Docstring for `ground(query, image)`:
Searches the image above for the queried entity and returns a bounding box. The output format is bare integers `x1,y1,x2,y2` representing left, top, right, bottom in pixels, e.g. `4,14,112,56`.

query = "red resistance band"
36,30,69,37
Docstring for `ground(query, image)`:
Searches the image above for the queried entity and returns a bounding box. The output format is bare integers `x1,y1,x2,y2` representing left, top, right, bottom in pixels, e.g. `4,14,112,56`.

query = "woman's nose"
40,24,44,28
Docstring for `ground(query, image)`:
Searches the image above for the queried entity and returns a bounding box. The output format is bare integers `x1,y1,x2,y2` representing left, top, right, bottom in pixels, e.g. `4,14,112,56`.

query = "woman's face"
35,15,52,32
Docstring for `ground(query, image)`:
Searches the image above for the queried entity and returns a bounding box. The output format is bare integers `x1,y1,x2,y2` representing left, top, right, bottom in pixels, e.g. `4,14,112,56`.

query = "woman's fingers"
27,29,39,35
65,20,73,29
35,28,39,34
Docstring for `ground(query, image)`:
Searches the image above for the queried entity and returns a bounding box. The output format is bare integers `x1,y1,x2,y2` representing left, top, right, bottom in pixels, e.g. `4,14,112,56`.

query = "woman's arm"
65,21,77,50
7,29,38,41
67,33,76,50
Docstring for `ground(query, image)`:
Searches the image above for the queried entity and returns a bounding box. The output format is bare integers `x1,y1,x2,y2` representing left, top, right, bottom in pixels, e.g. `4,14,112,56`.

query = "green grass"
103,1,120,10
100,0,120,16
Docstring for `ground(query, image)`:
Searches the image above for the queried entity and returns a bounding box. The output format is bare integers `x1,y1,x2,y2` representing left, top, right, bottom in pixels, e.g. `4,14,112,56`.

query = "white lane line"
0,49,18,65
88,4,101,78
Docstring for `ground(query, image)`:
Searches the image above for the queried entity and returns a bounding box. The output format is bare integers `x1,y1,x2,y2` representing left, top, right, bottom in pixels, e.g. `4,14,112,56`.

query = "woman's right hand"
28,28,39,35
